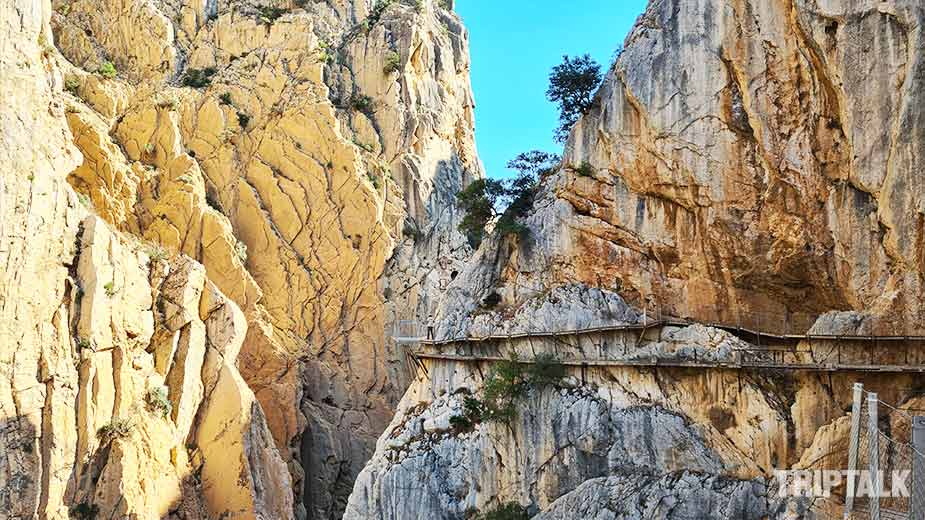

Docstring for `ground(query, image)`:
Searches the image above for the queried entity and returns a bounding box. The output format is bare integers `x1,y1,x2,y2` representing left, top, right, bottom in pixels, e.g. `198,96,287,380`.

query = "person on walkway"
426,313,434,340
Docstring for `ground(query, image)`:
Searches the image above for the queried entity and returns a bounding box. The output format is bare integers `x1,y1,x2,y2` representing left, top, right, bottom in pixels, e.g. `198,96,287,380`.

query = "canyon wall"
346,316,925,519
438,0,924,338
0,8,292,511
2,0,479,518
346,0,925,517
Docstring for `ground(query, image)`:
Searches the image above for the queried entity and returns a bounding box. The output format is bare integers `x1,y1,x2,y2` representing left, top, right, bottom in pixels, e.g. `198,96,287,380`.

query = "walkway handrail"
415,317,925,346
409,347,925,373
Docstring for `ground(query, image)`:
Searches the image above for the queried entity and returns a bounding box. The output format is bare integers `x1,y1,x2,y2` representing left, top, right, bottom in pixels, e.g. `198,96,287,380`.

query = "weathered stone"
196,362,295,520
348,334,925,518
47,1,486,511
445,0,925,337
535,472,812,520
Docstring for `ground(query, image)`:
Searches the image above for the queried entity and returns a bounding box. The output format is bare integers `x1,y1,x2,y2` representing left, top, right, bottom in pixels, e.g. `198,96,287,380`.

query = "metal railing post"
912,416,925,520
868,392,881,520
844,383,863,518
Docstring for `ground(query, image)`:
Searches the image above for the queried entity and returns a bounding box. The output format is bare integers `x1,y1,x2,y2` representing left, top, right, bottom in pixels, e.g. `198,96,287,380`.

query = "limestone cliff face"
344,307,920,518
345,319,925,518
2,0,479,518
346,0,925,517
443,0,924,335
0,5,292,512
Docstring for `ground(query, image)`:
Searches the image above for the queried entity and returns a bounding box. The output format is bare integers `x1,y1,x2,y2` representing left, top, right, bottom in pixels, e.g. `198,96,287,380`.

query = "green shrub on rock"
182,67,217,88
97,61,117,79
144,386,172,418
383,51,401,74
452,353,565,428
476,502,529,520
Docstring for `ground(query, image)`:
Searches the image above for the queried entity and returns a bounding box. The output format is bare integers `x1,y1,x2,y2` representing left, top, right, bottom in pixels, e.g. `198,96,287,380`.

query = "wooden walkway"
403,318,925,374
409,351,925,373
413,319,925,346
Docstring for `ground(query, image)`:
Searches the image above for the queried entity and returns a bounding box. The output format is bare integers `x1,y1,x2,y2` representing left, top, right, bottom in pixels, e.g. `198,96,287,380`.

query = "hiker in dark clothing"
426,313,435,340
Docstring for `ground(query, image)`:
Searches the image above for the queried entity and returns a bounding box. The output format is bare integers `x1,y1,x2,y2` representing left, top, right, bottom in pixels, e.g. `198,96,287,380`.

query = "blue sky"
455,0,649,179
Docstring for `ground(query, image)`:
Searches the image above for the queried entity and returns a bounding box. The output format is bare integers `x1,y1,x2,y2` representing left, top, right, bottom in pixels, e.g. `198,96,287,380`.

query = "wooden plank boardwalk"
409,352,925,373
412,319,925,346
402,318,925,373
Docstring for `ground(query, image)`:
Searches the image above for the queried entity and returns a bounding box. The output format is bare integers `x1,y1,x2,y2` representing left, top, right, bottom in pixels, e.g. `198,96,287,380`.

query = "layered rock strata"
347,0,925,517
345,322,920,518
3,0,481,517
440,0,925,336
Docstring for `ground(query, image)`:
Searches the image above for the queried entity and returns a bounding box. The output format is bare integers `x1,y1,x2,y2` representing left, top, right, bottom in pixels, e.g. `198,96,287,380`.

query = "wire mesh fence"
841,385,925,520
390,320,423,343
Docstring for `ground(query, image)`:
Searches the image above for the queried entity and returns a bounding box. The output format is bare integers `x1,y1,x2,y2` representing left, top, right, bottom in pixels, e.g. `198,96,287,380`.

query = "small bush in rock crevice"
97,418,132,443
181,67,217,88
144,386,172,418
402,221,423,242
70,502,100,520
452,353,565,428
383,51,401,74
573,162,594,177
474,502,529,520
65,76,80,94
349,92,375,115
257,5,287,24
97,61,117,79
368,0,394,28
237,111,250,129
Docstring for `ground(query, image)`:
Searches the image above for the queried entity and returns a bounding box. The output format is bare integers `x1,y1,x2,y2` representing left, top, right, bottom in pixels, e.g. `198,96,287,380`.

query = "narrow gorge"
0,0,923,519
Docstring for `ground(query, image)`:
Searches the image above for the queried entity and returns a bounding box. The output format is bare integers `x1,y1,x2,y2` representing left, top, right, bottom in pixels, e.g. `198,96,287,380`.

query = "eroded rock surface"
535,472,811,520
345,326,925,518
443,0,925,336
347,0,925,517
0,0,485,517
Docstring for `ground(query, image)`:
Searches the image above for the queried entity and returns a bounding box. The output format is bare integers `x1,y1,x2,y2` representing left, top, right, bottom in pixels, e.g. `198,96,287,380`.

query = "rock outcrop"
346,0,925,518
442,0,925,337
534,472,810,520
345,322,922,518
4,0,480,516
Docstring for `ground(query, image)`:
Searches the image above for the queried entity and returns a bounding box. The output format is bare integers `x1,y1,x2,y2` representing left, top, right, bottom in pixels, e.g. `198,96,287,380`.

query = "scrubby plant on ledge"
452,353,565,428
349,92,375,115
402,220,423,242
64,76,80,94
368,0,394,28
145,243,168,263
237,111,251,129
97,61,117,79
257,5,287,24
97,418,132,443
70,502,100,520
572,161,594,177
473,503,529,520
383,51,401,74
181,67,217,88
144,385,172,418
